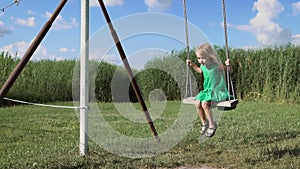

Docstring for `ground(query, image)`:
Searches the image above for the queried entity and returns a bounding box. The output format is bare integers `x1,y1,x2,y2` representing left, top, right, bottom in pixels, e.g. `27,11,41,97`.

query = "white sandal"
200,122,208,135
205,123,218,137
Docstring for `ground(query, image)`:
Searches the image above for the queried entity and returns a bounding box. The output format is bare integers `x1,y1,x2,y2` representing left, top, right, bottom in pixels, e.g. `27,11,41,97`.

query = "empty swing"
182,0,238,110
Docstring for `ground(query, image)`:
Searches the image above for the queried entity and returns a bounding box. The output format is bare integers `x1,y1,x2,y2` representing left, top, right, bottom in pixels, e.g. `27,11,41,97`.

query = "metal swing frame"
182,0,238,110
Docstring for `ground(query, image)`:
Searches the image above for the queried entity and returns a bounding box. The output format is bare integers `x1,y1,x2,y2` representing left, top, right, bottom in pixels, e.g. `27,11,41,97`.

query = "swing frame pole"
97,0,159,141
79,0,89,156
0,0,68,100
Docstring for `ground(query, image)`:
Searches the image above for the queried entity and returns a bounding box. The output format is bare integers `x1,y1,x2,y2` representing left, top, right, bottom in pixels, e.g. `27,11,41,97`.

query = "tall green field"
0,52,75,103
1,44,299,105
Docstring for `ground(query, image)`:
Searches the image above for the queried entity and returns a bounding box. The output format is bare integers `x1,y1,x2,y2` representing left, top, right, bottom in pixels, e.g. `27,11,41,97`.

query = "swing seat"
182,97,196,104
183,97,239,110
215,99,238,110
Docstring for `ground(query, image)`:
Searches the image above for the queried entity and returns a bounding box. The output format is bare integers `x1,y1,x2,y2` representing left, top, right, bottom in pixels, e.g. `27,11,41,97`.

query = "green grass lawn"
0,101,300,169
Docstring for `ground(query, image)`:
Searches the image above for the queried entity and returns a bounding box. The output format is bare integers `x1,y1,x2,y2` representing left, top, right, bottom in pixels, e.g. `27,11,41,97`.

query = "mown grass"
0,101,300,169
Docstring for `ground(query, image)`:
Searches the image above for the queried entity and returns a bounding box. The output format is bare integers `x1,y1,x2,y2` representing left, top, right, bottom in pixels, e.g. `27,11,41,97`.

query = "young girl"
187,43,230,137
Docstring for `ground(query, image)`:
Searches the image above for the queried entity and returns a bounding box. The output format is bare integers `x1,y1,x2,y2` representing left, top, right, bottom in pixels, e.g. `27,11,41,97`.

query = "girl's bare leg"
194,100,206,125
201,101,215,128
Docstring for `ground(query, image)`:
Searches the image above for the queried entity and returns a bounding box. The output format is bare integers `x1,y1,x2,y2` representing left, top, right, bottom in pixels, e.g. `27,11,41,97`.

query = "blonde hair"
195,43,223,67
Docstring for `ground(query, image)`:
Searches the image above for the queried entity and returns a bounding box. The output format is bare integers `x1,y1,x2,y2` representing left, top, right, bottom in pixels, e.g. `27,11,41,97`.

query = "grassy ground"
0,101,300,169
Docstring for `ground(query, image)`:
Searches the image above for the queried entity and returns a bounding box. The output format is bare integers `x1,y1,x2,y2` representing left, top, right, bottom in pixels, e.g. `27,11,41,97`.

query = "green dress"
195,63,229,102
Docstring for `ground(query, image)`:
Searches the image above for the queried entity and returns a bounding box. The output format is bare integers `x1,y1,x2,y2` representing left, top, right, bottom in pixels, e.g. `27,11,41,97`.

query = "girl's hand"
186,59,191,66
225,59,230,66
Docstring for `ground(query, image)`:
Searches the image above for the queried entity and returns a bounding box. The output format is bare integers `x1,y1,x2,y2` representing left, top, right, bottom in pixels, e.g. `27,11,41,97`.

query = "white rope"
183,0,193,98
3,97,87,110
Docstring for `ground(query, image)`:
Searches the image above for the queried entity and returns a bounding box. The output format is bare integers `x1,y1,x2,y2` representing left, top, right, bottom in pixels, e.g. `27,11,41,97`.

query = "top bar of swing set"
1,0,21,13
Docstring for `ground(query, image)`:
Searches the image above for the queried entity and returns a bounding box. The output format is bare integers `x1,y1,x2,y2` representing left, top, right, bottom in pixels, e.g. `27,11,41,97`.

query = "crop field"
1,101,300,169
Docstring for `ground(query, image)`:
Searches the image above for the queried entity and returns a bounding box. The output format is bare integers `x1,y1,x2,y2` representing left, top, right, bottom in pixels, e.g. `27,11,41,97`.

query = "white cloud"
100,54,119,64
292,1,300,15
249,0,291,46
47,54,65,61
0,21,13,37
0,40,48,59
59,47,76,53
90,0,125,7
0,40,76,60
89,0,173,12
14,17,35,27
89,48,119,64
292,34,300,45
59,48,68,53
53,56,65,61
27,10,35,15
226,23,253,32
43,12,78,30
230,0,294,46
144,0,172,11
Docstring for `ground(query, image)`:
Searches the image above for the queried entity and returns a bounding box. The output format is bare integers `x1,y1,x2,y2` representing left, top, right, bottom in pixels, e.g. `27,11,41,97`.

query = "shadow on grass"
264,144,300,159
253,130,300,145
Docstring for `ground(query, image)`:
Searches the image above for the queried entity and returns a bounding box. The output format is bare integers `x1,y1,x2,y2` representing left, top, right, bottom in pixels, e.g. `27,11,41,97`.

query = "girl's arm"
186,59,202,74
215,58,232,72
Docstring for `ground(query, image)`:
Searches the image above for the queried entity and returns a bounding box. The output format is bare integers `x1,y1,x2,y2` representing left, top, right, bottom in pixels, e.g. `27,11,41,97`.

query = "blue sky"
0,0,300,65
